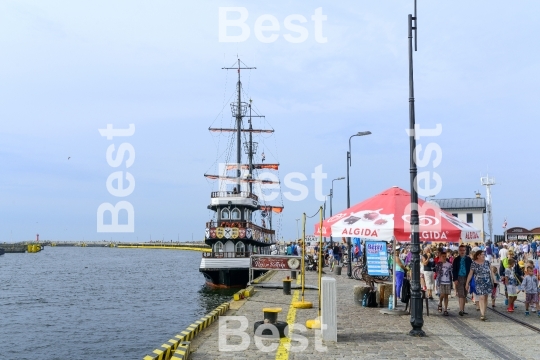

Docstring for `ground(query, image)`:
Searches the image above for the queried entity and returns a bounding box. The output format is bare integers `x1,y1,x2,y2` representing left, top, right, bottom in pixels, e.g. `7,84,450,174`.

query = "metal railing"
202,251,252,258
210,191,258,201
205,221,275,235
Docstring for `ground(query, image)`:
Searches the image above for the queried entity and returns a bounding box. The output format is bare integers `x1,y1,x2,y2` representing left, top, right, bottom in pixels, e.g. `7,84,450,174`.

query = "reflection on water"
0,247,234,360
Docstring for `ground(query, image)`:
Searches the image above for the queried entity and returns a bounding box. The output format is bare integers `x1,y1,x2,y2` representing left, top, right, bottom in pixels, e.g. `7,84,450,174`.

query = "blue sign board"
365,241,389,276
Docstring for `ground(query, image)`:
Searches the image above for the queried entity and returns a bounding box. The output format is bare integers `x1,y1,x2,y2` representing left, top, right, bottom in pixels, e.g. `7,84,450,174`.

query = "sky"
0,0,538,242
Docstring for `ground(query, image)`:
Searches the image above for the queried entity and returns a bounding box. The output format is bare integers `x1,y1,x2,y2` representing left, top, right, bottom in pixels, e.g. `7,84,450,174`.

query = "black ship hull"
200,268,266,288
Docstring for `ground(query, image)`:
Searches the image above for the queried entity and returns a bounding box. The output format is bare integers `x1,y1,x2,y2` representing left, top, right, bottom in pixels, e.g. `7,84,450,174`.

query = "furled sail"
209,127,274,134
204,174,280,185
224,164,279,170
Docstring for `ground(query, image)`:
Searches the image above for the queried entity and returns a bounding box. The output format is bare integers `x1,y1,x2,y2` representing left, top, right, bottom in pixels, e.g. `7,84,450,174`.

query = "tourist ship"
199,60,283,288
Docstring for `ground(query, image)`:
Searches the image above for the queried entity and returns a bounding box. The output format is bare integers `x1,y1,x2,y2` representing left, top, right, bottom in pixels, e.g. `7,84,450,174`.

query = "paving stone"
189,266,539,359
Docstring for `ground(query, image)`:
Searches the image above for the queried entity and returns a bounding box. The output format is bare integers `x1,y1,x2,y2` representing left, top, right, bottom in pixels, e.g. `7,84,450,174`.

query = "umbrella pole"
393,237,397,308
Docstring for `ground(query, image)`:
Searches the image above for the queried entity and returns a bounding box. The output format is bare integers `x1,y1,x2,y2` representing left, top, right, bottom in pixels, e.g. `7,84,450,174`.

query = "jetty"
142,267,540,360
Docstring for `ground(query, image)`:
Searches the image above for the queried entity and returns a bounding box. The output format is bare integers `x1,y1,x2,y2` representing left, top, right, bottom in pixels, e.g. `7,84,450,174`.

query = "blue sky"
0,0,538,242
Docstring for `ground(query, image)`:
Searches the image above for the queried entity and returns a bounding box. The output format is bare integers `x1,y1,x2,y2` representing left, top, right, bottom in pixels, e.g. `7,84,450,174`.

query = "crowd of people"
394,240,540,320
284,239,354,269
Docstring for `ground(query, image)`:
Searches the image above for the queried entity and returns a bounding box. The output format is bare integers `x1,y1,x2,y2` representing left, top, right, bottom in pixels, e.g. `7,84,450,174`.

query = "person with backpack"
531,240,538,260
292,242,299,256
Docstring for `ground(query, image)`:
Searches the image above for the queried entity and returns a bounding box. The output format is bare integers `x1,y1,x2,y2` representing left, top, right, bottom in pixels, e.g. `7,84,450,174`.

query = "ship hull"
200,269,250,288
199,257,267,288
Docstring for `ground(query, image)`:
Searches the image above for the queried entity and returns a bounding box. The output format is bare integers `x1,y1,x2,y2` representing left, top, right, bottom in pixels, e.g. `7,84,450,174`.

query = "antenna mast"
481,175,495,243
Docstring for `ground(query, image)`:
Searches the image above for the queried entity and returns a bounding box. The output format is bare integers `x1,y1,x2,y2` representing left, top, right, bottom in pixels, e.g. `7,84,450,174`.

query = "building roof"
430,198,486,212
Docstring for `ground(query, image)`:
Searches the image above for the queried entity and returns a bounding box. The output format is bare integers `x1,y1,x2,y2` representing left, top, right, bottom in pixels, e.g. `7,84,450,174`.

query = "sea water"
0,246,235,359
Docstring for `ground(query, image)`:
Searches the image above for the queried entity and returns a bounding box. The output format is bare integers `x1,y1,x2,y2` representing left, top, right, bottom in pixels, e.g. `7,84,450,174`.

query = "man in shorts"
452,245,472,316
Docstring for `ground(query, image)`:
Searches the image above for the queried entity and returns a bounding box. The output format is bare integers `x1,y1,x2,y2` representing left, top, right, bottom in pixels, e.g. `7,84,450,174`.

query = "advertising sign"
365,241,389,276
250,255,302,271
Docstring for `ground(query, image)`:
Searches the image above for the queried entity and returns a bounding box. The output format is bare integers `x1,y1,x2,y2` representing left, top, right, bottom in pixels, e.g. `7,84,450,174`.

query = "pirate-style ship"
200,60,283,288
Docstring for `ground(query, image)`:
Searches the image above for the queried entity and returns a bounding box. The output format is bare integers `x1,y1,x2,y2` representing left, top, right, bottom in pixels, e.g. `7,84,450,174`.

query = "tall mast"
481,175,495,242
236,60,242,182
248,100,253,194
222,59,256,191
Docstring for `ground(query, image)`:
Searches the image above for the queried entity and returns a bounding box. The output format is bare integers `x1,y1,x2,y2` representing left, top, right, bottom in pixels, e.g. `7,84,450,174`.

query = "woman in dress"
466,250,495,321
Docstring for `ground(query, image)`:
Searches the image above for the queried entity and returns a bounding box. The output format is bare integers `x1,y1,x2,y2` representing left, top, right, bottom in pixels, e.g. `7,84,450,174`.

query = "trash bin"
333,265,342,275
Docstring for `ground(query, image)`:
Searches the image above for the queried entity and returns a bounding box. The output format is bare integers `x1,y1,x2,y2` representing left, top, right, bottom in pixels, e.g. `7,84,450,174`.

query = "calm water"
0,247,235,360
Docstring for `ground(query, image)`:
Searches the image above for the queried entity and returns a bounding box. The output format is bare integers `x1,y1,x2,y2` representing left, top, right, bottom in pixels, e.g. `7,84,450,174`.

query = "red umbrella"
314,186,481,242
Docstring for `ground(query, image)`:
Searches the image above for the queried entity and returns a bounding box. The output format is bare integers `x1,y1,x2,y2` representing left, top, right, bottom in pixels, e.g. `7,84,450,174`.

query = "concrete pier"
142,268,540,359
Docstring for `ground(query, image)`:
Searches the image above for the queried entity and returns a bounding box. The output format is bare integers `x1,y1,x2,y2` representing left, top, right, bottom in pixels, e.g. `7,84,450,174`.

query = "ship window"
221,208,230,219
244,209,249,220
214,241,224,252
231,208,241,220
235,242,245,252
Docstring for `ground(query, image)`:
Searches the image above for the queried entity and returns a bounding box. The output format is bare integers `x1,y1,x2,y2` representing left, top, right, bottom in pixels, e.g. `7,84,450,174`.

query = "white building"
430,195,487,242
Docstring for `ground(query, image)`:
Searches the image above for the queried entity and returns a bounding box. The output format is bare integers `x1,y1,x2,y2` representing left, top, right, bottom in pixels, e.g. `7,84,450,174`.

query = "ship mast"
248,100,254,194
223,59,256,191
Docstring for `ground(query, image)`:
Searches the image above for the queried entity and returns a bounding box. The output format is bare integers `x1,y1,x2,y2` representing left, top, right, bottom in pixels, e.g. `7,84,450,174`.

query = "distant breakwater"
116,243,210,252
0,241,210,252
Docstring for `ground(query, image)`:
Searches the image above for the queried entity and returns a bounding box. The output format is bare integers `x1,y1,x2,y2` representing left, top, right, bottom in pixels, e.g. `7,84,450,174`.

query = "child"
435,251,453,316
504,258,519,312
491,265,500,308
521,266,539,316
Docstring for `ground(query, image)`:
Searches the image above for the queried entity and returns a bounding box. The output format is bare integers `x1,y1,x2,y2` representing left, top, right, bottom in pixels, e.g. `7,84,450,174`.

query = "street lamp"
295,218,300,240
322,192,331,233
346,131,371,278
407,0,425,337
330,177,345,247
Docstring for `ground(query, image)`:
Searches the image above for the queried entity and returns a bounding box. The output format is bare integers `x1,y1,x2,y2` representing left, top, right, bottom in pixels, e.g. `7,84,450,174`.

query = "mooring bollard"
283,277,291,295
253,308,288,338
291,271,297,280
333,265,342,275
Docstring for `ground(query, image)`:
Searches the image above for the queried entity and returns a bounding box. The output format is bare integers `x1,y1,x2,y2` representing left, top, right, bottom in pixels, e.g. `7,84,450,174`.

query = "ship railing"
202,251,252,258
210,191,258,201
205,221,275,235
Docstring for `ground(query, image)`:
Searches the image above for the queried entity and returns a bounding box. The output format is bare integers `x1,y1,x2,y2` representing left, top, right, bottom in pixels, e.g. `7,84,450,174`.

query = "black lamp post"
346,131,371,278
407,0,425,337
329,177,345,247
